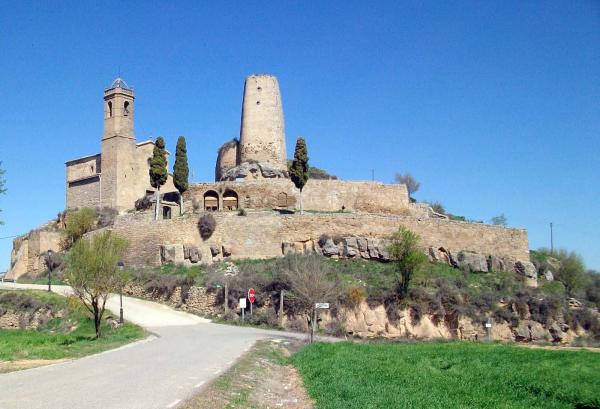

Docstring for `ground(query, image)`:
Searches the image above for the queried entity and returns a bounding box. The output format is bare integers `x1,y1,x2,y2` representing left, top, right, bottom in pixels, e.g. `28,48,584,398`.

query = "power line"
0,235,19,240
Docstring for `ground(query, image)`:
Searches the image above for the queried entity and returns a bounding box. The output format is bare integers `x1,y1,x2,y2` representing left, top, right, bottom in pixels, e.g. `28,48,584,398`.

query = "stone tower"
101,78,137,210
239,75,287,170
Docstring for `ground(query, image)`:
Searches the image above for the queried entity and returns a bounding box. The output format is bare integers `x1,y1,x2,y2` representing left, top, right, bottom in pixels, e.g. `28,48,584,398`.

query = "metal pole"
224,281,228,314
241,306,245,323
48,268,51,292
119,289,124,324
279,290,284,322
550,222,554,254
311,308,316,343
250,301,253,316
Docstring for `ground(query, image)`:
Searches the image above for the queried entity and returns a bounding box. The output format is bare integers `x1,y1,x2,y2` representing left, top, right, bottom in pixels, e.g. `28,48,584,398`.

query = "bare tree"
394,173,420,198
284,254,341,342
490,214,507,226
65,231,128,338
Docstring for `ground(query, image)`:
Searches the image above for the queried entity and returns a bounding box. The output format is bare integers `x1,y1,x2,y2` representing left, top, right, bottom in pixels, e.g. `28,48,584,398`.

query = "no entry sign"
248,288,256,304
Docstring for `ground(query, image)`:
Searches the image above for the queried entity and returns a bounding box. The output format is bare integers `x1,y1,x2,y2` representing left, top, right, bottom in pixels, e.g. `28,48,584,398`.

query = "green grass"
0,290,145,362
292,341,600,409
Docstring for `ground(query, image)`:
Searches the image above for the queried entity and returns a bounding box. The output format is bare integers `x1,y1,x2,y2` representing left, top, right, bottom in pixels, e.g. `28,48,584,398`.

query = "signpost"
239,298,247,322
311,302,331,343
248,288,256,315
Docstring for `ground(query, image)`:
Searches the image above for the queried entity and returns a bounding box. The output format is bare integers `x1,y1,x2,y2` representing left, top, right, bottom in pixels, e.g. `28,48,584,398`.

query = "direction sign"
239,298,247,309
248,288,256,304
315,303,330,309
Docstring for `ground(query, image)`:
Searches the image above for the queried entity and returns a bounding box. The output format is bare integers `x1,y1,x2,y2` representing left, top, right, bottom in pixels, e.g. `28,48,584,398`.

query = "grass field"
292,341,600,409
0,290,145,363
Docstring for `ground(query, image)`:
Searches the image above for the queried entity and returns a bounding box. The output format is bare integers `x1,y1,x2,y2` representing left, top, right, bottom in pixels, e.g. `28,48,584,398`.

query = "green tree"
555,250,587,296
65,231,128,338
289,137,309,214
491,214,508,226
173,136,189,216
149,136,168,221
387,227,427,299
0,161,5,225
63,208,97,247
394,173,420,201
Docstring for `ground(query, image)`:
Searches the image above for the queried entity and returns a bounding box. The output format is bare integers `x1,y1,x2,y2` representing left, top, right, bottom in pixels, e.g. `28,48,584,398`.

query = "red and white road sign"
248,288,256,304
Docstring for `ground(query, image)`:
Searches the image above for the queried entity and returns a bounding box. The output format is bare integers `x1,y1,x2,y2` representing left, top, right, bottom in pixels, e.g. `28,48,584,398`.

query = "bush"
238,208,247,216
198,213,216,239
135,196,153,211
96,207,118,228
247,309,279,327
64,207,97,246
343,286,366,308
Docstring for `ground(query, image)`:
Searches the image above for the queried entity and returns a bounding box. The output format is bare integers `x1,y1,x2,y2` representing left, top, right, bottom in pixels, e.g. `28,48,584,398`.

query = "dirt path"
181,339,314,409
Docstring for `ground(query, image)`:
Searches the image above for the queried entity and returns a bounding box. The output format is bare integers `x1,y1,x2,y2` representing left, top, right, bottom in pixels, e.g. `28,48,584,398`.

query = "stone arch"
223,190,239,210
124,101,130,116
204,190,219,211
108,101,113,117
277,192,288,207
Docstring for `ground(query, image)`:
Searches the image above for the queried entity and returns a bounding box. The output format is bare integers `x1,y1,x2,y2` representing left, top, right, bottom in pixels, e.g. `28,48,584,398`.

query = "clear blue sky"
0,1,598,271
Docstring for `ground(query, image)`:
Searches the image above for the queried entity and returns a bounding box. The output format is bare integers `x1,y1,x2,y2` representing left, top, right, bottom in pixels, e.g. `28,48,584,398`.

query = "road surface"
0,283,320,409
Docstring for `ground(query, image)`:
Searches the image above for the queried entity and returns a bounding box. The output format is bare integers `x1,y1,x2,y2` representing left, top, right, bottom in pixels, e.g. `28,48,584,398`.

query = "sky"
0,1,598,271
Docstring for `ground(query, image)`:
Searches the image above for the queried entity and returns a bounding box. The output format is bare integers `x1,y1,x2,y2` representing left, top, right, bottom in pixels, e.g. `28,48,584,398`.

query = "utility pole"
550,222,554,254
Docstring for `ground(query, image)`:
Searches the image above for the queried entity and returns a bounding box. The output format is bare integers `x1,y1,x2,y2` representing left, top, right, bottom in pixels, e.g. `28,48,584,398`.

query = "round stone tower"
239,75,287,170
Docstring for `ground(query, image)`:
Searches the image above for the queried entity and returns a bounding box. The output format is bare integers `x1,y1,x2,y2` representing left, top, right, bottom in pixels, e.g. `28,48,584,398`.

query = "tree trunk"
92,300,101,339
179,193,184,216
310,307,316,343
299,188,304,215
154,188,161,221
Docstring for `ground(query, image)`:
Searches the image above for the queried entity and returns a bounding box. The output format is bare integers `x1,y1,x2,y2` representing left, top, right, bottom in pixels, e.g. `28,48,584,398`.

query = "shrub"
247,309,279,327
238,208,247,216
343,286,367,308
135,196,153,211
323,319,346,336
96,207,118,228
64,207,97,246
198,213,216,239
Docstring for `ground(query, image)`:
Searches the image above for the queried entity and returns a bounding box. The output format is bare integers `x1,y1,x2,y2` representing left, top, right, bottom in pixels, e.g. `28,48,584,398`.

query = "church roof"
107,77,132,91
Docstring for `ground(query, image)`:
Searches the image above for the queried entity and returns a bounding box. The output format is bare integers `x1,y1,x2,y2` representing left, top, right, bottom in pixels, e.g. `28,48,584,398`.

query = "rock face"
161,244,201,264
514,261,538,287
456,251,489,273
220,161,288,181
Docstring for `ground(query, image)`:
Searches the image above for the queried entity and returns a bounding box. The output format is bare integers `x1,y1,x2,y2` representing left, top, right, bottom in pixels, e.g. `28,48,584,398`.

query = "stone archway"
277,192,288,207
223,190,239,210
204,190,219,211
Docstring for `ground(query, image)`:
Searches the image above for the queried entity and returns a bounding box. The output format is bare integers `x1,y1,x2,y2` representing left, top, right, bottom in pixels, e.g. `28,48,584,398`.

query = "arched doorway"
223,190,239,210
277,192,288,207
204,190,219,211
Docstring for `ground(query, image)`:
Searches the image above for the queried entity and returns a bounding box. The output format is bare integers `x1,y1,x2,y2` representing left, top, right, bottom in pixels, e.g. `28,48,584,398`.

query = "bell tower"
103,77,135,140
101,78,137,211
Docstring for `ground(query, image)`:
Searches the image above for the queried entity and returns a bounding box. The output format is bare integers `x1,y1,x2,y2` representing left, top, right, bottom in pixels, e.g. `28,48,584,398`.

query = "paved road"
0,283,319,409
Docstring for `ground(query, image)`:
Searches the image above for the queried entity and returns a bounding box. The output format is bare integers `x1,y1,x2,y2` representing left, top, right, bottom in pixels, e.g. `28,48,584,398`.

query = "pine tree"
149,137,168,220
173,136,189,216
289,137,309,214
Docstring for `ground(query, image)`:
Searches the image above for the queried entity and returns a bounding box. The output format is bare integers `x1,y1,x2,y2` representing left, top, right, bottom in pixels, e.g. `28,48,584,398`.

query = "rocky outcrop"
160,244,201,264
281,236,537,287
220,161,288,181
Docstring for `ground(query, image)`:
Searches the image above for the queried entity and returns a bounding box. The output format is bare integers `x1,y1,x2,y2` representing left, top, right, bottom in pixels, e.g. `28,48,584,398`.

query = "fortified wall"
184,179,410,214
102,211,529,270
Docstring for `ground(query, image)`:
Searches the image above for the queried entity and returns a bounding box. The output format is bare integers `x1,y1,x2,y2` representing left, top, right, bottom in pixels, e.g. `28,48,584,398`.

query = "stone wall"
7,229,62,279
123,283,218,317
185,179,410,215
66,176,101,209
101,211,529,269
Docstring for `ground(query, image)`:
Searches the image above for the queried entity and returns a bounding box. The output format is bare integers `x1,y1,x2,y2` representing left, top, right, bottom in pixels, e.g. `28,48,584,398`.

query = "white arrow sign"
315,303,330,309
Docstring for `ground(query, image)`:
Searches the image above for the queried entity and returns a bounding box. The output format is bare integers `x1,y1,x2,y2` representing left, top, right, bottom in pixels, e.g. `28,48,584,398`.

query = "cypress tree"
289,137,309,214
149,136,168,220
173,136,189,216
